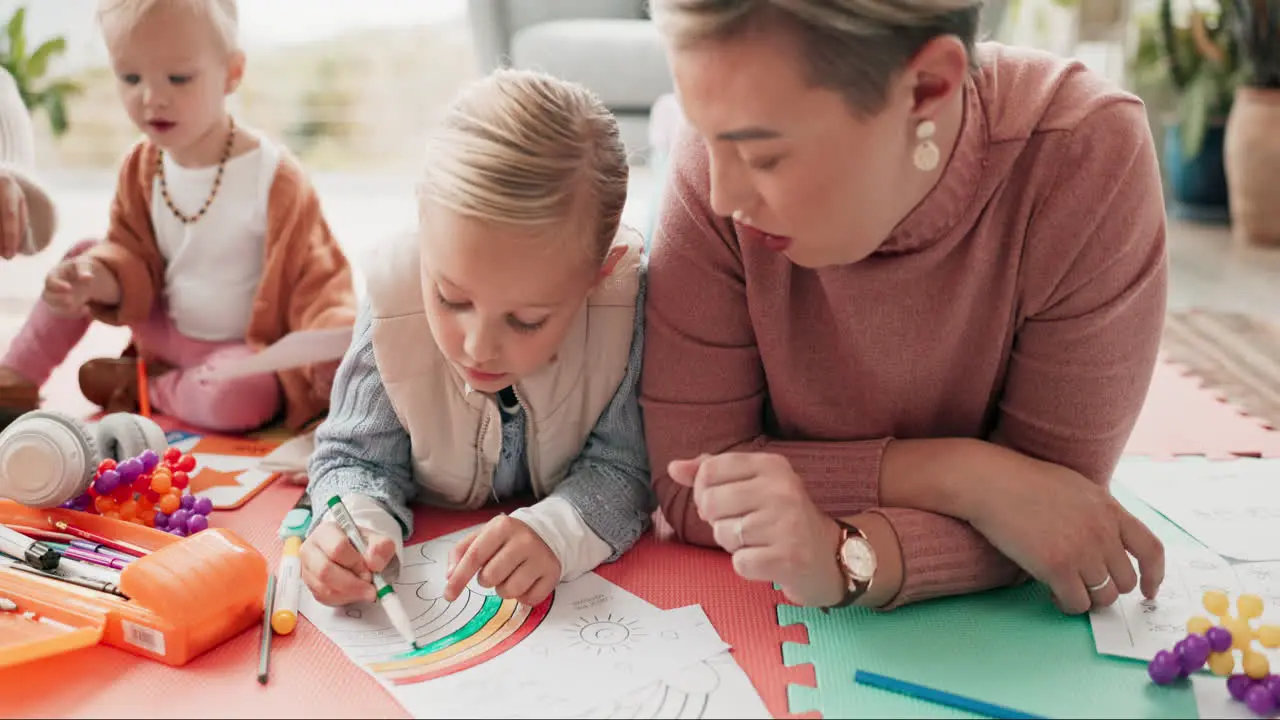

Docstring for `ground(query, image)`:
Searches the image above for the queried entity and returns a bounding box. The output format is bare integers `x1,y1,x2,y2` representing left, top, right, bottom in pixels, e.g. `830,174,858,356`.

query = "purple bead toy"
179,494,196,511
116,457,143,482
1206,626,1234,653
192,496,213,516
1149,650,1182,685
154,511,170,529
1176,634,1211,673
94,469,121,495
169,508,191,530
138,449,160,472
1229,674,1256,701
1245,685,1277,716
1264,675,1280,703
186,513,209,534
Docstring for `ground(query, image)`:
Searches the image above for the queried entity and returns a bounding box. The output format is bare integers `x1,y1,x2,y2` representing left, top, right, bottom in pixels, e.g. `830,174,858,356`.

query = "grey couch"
467,0,671,163
467,0,1010,164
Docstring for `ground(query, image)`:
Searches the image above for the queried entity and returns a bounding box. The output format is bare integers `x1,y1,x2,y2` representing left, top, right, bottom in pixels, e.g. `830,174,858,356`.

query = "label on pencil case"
121,620,166,656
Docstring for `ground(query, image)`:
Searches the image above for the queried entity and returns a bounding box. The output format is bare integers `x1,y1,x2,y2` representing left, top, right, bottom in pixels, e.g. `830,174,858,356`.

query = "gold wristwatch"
824,520,876,610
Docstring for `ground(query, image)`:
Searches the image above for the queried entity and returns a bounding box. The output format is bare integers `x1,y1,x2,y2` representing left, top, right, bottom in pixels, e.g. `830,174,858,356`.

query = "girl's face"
105,5,243,165
418,203,619,394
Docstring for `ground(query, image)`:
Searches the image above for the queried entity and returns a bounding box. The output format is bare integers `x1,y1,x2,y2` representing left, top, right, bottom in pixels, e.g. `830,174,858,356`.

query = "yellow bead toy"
1187,591,1280,680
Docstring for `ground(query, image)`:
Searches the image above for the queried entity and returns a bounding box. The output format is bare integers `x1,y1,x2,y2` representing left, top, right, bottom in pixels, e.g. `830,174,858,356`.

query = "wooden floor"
1166,220,1280,316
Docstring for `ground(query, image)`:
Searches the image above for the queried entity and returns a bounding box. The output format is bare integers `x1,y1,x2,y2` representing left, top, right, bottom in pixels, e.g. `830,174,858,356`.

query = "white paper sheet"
569,606,772,719
256,432,316,474
301,527,732,719
1089,544,1280,667
199,326,353,379
1117,457,1280,562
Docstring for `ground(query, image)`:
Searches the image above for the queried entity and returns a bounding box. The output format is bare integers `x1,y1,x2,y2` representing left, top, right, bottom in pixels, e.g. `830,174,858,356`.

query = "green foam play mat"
778,483,1208,718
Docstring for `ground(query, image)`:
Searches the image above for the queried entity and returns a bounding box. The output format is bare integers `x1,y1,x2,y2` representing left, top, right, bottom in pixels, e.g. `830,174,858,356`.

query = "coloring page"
1090,543,1280,667
301,526,731,718
566,606,771,719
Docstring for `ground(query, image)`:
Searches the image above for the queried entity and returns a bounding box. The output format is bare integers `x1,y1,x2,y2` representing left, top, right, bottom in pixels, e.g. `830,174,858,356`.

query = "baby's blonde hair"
97,0,240,53
418,68,628,264
650,0,983,114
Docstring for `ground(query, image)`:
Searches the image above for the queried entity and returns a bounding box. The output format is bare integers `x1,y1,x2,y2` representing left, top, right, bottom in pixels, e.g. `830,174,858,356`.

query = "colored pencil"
49,519,149,558
136,354,152,418
258,574,276,685
4,526,78,543
854,670,1049,720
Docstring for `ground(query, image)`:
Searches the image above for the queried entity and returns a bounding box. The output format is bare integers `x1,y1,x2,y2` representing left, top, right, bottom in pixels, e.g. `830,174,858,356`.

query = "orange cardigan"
85,139,357,430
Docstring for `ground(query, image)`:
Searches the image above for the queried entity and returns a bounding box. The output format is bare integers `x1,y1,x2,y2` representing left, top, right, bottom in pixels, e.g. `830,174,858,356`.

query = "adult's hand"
963,445,1165,614
669,452,846,607
0,170,30,260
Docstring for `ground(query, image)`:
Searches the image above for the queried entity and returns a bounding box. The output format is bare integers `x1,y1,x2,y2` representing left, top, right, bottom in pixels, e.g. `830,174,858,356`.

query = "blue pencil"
854,670,1049,720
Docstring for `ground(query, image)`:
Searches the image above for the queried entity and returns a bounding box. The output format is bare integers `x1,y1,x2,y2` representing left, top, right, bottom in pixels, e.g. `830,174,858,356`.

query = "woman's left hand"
670,452,846,607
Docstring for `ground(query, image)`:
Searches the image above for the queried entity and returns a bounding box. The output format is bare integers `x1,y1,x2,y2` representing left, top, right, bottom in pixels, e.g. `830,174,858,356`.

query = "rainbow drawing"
361,588,553,685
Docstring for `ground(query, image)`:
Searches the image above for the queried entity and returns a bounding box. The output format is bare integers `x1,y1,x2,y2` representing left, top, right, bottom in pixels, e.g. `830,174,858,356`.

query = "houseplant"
1223,0,1280,246
1132,0,1241,213
0,6,79,137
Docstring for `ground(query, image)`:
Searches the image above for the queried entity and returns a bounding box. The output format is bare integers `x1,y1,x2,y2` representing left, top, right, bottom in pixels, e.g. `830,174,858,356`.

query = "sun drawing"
566,614,646,654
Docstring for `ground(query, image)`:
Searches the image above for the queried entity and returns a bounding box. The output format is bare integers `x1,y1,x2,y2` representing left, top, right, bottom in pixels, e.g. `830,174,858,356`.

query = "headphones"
0,410,169,508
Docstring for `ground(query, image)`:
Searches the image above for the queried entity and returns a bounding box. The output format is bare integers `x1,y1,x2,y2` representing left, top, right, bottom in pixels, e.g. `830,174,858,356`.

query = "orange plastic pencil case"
0,501,267,668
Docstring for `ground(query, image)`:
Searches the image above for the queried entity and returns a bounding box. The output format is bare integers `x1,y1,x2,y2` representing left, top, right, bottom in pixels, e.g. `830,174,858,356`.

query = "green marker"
325,496,416,649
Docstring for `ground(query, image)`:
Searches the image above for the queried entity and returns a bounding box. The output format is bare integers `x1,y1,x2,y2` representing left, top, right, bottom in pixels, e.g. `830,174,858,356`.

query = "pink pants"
2,239,282,433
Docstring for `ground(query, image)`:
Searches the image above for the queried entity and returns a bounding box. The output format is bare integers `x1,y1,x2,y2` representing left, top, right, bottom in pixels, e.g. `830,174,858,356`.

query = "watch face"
840,536,876,581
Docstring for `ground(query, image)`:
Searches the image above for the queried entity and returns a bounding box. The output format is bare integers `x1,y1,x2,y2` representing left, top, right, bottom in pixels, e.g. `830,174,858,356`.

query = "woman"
639,0,1168,614
0,66,56,260
0,66,57,430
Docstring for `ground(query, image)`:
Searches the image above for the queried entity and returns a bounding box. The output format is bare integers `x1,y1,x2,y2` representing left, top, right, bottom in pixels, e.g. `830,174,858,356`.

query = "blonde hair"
97,0,240,53
650,0,983,114
418,68,628,264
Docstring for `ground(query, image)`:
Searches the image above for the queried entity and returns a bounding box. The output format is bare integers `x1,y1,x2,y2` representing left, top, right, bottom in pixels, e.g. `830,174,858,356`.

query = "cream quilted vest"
363,225,644,510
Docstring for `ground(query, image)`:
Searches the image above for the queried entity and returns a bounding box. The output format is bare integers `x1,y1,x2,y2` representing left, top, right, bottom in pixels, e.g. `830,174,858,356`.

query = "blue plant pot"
1163,122,1229,221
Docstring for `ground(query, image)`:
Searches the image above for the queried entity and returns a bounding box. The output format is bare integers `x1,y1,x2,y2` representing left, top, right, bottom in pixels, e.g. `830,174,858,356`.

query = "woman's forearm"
877,437,997,520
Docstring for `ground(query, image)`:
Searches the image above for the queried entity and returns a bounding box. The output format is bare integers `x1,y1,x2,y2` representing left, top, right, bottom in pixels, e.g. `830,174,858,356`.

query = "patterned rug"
1161,309,1280,429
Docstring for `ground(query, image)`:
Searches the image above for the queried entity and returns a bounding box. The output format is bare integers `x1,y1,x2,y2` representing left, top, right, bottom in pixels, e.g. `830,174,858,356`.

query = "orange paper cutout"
188,468,245,494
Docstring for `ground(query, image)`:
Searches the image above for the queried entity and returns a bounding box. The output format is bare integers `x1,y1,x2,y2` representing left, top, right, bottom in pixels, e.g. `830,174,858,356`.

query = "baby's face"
103,5,241,161
418,204,611,394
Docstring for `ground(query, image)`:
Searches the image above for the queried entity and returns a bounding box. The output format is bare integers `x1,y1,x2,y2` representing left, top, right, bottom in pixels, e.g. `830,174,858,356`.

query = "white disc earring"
913,119,940,172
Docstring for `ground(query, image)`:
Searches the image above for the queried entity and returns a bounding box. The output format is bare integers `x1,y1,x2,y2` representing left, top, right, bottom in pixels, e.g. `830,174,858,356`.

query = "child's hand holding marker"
300,519,397,607
443,514,562,607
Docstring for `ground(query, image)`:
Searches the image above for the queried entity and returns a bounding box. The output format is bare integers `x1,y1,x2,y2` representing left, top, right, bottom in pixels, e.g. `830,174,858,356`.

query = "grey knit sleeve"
306,299,418,538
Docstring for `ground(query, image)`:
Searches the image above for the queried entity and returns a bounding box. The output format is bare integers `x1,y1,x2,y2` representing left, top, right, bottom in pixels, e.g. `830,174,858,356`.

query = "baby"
0,0,355,433
302,69,654,609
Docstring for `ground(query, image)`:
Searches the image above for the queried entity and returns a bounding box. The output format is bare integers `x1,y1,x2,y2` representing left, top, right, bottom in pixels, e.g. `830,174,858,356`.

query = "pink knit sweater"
639,44,1168,607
